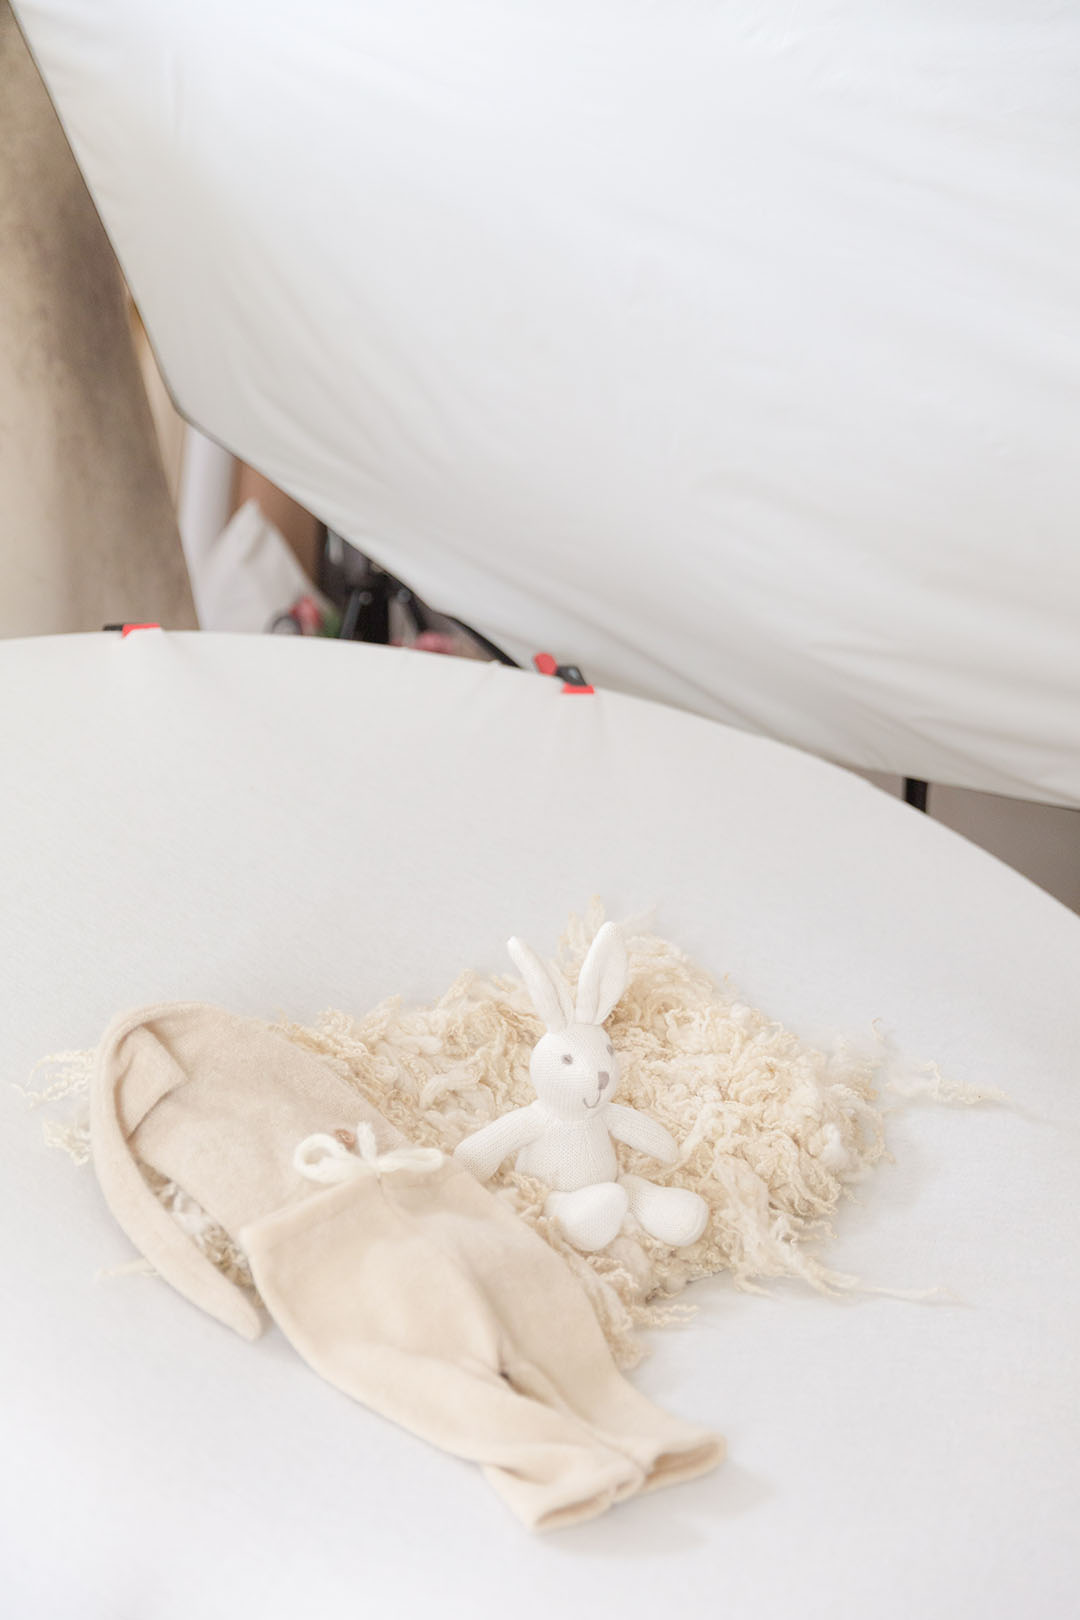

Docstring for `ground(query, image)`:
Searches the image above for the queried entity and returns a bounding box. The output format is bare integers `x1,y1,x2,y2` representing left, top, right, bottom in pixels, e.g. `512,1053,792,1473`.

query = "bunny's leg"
545,1182,629,1252
621,1174,709,1248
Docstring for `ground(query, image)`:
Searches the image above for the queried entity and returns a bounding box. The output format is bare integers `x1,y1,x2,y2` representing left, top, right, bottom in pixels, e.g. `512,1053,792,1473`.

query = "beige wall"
860,772,1080,914
0,3,194,636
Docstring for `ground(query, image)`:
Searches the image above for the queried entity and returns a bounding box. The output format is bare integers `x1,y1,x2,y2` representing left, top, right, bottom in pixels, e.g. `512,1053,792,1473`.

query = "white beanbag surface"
1,633,1078,1618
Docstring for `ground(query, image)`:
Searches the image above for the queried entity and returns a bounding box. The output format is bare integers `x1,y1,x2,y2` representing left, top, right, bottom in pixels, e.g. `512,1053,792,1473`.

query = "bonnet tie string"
294,1121,444,1185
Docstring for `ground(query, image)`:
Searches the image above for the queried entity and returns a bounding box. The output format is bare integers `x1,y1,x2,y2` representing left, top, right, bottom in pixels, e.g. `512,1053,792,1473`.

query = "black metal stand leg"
903,778,930,813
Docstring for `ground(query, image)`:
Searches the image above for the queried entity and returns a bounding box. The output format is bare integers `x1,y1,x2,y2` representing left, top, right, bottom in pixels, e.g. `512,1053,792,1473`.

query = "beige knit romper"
90,1004,722,1530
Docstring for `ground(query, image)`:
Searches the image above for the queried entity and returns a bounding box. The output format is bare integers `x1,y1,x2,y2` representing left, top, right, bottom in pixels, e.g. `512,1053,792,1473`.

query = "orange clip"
533,651,593,693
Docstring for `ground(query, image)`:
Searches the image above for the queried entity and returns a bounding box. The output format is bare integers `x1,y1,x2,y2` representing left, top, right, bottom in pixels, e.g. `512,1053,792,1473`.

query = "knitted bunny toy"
453,923,709,1253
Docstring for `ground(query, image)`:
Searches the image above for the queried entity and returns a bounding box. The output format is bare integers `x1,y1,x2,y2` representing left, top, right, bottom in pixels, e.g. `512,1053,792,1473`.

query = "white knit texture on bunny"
453,923,708,1252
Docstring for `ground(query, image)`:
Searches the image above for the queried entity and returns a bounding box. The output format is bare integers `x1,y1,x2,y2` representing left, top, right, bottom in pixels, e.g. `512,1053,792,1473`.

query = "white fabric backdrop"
1,633,1078,1618
13,0,1080,802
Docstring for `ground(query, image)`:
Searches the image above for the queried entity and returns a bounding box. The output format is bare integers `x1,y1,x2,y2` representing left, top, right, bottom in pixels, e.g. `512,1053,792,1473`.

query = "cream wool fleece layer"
91,1004,722,1531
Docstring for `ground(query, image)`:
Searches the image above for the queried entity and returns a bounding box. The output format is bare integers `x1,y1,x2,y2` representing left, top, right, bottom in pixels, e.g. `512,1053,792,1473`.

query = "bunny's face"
530,1024,620,1120
507,920,630,1120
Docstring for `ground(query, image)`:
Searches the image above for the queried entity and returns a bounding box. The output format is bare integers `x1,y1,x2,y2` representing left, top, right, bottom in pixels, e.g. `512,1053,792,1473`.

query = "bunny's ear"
507,937,574,1032
574,921,628,1026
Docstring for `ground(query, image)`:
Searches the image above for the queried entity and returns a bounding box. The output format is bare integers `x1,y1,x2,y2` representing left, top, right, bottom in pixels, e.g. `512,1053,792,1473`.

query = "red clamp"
533,652,594,694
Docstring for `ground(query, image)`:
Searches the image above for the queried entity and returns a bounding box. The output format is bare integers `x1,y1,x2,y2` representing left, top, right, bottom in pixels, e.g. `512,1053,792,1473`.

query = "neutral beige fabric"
0,3,195,635
91,1003,722,1531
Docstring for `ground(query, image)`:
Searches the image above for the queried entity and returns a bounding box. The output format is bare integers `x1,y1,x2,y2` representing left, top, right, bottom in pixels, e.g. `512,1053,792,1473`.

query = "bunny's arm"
453,1102,545,1183
606,1102,678,1164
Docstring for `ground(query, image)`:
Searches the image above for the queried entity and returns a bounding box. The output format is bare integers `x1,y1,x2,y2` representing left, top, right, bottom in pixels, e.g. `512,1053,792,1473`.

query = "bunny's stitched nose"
597,1071,610,1090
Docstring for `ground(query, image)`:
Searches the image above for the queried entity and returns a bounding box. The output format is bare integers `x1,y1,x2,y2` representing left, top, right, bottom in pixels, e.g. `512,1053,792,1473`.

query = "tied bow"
294,1121,444,1185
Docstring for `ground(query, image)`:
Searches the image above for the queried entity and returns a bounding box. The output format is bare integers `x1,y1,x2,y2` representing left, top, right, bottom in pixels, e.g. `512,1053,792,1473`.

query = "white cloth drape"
14,0,1080,799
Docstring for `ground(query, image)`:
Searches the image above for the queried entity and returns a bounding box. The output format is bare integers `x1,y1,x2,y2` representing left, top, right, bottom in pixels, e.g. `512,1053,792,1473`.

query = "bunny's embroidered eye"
561,1052,573,1065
